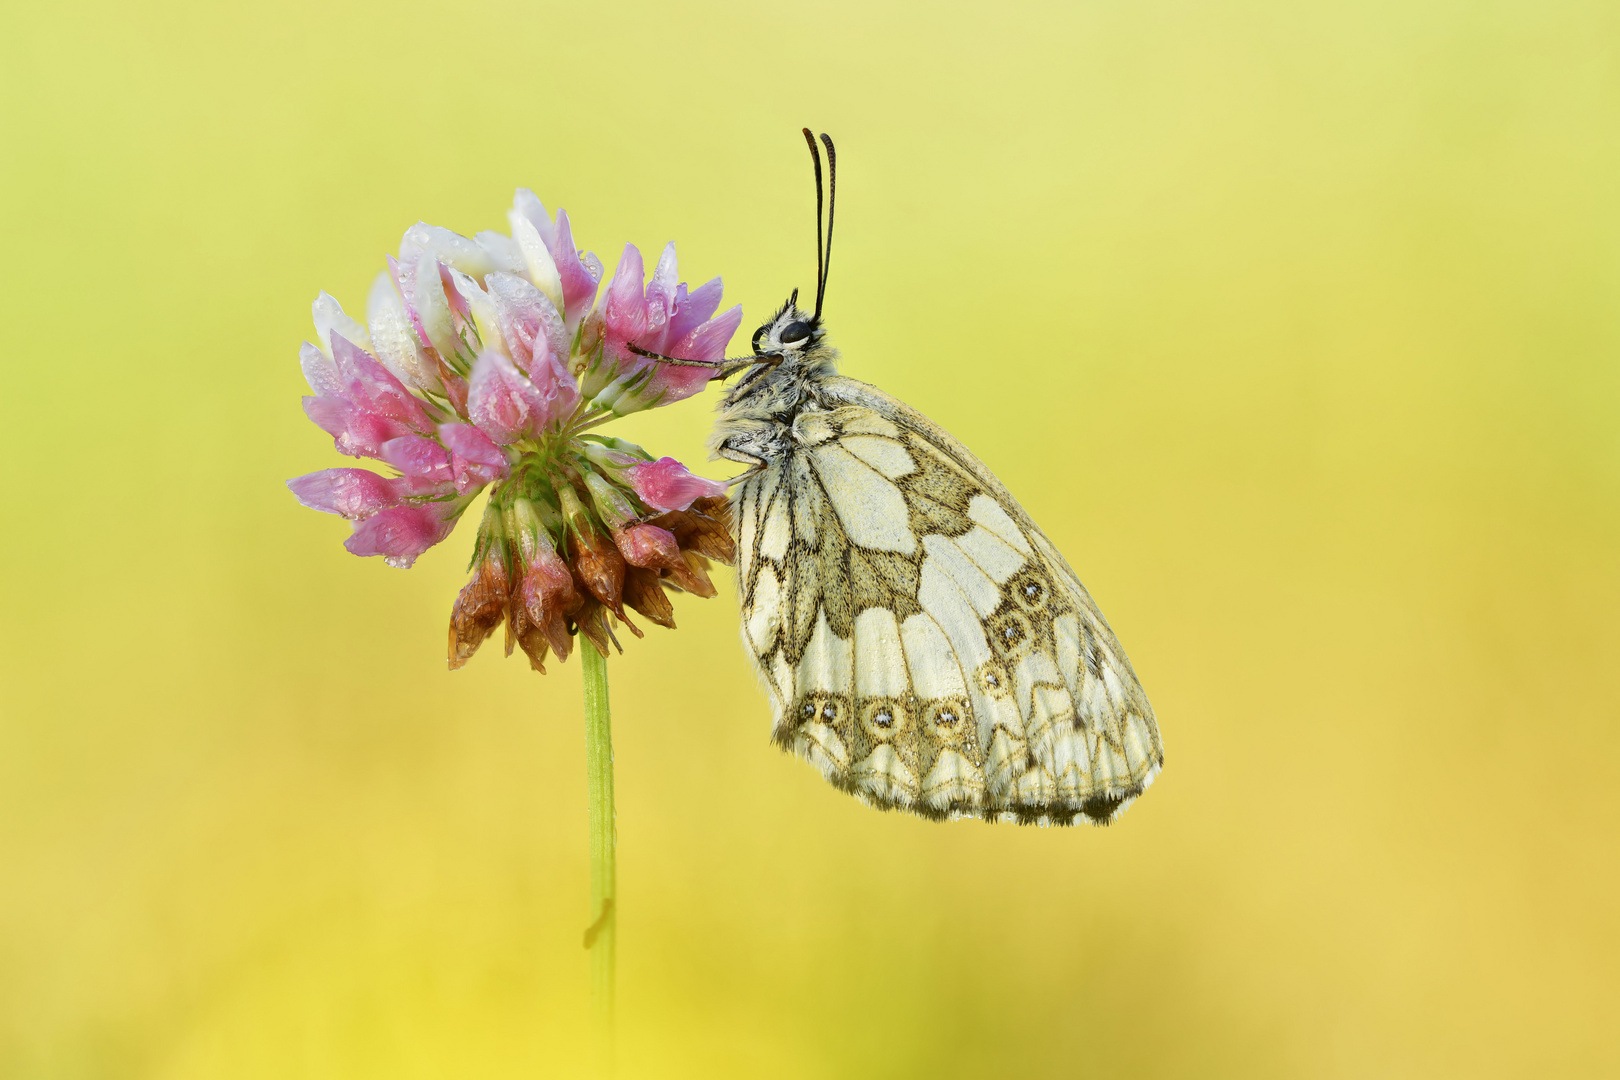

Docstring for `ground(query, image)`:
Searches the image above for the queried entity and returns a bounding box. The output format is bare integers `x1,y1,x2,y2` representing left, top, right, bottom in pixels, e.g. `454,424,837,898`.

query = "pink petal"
440,260,472,324
624,457,729,513
330,333,433,433
601,244,648,347
467,350,554,444
485,271,567,372
550,208,603,325
530,346,579,421
344,504,458,568
438,422,510,493
302,395,354,442
302,396,415,458
629,305,744,406
634,366,709,408
287,468,400,518
379,435,453,485
667,277,724,344
672,304,743,366
437,422,507,467
612,523,682,568
439,367,469,419
393,476,457,498
643,242,679,347
452,462,504,495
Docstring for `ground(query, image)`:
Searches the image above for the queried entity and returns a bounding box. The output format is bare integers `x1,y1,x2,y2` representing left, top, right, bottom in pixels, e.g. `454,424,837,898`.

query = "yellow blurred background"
3,0,1617,1076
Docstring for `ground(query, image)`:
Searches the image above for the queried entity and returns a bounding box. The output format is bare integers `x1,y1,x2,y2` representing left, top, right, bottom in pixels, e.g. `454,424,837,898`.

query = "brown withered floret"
518,556,579,663
504,593,550,673
613,522,711,596
449,488,735,672
571,596,620,658
651,496,736,565
449,549,510,670
569,528,637,636
622,566,677,629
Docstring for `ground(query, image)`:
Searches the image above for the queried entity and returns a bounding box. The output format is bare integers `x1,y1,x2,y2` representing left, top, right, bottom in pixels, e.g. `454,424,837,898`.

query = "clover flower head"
290,190,740,670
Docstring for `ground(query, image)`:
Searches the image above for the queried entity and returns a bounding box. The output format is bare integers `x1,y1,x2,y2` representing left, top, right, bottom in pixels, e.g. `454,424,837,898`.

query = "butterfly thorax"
708,304,839,469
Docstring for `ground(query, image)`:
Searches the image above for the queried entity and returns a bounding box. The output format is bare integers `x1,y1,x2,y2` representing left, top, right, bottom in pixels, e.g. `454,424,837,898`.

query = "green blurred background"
3,0,1617,1076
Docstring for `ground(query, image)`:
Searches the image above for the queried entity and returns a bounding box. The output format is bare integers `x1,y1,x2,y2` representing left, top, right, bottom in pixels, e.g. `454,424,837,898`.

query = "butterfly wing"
733,377,1163,826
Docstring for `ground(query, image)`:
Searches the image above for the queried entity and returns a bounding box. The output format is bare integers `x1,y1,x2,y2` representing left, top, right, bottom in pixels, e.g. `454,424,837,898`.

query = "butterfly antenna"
803,127,825,321
818,132,836,321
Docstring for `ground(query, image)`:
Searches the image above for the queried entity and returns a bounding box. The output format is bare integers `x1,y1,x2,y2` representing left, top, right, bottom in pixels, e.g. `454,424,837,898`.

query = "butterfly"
654,130,1163,825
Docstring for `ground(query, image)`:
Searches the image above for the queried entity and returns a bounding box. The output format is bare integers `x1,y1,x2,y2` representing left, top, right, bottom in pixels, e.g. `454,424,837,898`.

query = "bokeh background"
3,1,1618,1076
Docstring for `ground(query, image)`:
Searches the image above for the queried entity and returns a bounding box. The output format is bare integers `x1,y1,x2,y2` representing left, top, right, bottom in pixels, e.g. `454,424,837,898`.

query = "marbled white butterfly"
654,131,1164,825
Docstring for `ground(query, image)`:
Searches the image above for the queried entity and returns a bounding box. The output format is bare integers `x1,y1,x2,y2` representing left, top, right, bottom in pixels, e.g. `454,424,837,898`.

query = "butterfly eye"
778,321,812,344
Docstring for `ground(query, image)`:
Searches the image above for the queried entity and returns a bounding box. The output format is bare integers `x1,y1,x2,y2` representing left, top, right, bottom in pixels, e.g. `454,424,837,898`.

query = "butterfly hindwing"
733,377,1163,826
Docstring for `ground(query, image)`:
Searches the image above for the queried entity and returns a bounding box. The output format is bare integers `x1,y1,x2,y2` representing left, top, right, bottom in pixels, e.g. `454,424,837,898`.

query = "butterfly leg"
712,420,791,467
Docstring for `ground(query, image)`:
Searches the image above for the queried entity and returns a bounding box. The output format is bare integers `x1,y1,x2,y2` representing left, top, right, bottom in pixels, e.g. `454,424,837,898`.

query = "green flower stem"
580,640,616,1072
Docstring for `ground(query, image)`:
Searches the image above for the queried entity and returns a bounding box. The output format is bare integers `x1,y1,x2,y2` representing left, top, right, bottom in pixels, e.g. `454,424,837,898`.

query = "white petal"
399,222,496,278
311,291,371,357
509,188,556,248
474,231,524,275
510,213,566,317
366,273,440,393
411,254,459,357
448,268,503,360
300,340,341,397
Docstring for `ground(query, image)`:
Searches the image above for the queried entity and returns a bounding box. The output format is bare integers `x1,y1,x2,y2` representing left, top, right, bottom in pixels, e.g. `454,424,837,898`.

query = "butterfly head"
750,288,826,358
718,289,834,409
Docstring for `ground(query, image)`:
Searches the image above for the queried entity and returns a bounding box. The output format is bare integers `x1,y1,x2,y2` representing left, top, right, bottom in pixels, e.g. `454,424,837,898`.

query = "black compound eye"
778,321,812,344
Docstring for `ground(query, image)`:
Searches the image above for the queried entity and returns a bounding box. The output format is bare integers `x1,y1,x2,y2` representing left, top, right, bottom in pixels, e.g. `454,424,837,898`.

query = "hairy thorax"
708,348,840,469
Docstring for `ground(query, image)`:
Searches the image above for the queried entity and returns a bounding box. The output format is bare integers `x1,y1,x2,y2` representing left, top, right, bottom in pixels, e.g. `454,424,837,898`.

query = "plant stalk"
580,640,616,1073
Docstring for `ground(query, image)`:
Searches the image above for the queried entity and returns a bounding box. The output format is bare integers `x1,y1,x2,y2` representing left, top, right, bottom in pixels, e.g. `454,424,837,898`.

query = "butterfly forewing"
734,377,1163,826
